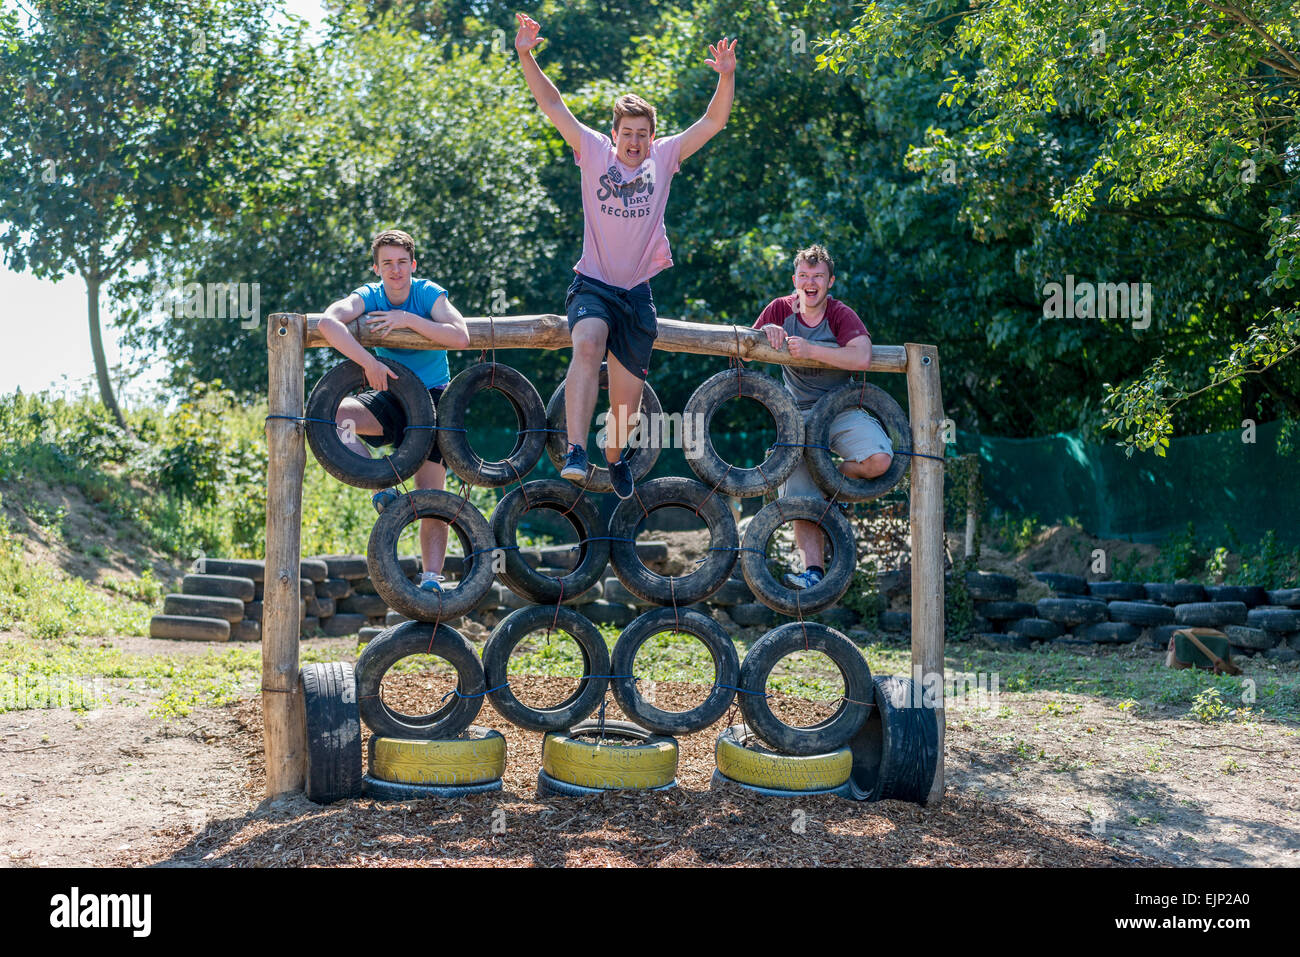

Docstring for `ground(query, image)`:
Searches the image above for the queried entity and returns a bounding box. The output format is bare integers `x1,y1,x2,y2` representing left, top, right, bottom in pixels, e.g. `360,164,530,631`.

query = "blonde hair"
794,244,835,277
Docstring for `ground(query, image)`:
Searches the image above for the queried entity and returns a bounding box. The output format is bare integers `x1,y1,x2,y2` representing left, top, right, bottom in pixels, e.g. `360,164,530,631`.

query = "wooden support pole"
905,342,946,806
264,313,307,798
300,314,908,373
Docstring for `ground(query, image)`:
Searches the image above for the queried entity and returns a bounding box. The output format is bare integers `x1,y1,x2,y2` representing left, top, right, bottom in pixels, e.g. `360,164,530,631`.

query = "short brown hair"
371,229,416,265
794,244,835,278
612,94,656,137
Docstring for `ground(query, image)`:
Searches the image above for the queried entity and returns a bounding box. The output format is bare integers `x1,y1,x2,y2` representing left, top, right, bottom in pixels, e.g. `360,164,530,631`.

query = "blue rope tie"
694,546,768,565
713,683,769,697
772,440,948,463
517,427,566,434
441,682,510,701
403,424,466,432
568,536,637,550
457,545,518,561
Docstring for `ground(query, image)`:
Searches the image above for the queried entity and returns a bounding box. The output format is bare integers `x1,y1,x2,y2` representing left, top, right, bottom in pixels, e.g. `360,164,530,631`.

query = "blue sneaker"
783,568,824,590
372,488,399,514
561,444,589,482
608,456,634,500
419,576,443,594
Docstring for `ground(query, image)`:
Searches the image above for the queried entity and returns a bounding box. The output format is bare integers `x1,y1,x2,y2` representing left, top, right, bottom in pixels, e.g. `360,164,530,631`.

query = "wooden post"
264,312,307,797
905,342,946,805
964,455,981,560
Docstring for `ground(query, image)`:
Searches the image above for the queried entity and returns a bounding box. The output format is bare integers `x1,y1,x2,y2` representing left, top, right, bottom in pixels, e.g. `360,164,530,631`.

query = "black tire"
162,593,245,622
1223,625,1274,651
608,477,738,606
231,619,261,642
149,615,231,641
1144,582,1206,604
317,578,352,600
729,602,782,629
320,613,367,637
492,480,609,604
354,620,485,740
848,675,939,804
299,662,363,804
299,559,329,583
804,381,910,503
740,498,855,616
1074,621,1141,644
304,358,434,489
1203,585,1267,606
610,608,740,735
543,369,662,493
878,610,912,633
1267,588,1300,608
322,554,369,579
963,572,1017,601
1107,601,1175,626
436,362,547,487
363,775,502,801
737,623,873,756
537,769,677,797
1005,618,1061,640
1248,607,1300,632
1032,572,1088,595
975,600,1035,621
681,368,804,498
482,606,610,732
1174,601,1247,628
367,489,497,621
195,558,265,582
1036,597,1109,626
182,574,256,602
1085,581,1146,601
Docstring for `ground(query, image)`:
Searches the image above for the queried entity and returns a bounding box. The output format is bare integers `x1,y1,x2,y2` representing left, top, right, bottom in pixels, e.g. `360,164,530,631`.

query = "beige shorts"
781,408,893,500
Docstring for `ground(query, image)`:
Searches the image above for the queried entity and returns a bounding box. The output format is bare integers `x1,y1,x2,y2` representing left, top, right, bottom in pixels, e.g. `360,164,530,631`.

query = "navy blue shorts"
355,385,446,466
565,273,658,380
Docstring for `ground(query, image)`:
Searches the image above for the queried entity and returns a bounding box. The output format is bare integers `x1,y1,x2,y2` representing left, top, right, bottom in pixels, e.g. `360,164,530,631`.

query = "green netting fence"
951,420,1298,546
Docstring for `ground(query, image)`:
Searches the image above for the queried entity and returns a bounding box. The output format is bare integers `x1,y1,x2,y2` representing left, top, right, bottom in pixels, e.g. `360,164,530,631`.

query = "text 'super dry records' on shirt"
572,124,685,291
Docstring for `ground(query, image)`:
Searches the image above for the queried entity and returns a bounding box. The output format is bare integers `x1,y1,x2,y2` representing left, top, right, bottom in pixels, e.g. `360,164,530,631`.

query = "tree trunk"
85,274,129,431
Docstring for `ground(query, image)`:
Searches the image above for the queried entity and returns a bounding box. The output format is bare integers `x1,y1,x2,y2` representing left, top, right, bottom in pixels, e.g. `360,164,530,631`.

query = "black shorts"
565,273,658,380
355,385,446,466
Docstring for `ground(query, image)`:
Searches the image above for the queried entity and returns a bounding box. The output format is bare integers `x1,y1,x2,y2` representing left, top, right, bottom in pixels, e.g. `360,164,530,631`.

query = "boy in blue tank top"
318,229,470,592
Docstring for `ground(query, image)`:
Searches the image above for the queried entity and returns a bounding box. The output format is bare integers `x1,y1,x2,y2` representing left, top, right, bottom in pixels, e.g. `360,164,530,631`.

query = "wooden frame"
264,314,946,804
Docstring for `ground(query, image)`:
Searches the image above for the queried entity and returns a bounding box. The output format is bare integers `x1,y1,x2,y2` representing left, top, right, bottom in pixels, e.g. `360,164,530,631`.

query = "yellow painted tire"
715,724,851,791
368,726,506,785
541,719,677,789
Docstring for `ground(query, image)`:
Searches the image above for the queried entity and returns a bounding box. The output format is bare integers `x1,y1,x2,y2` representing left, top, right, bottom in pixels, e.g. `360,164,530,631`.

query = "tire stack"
1028,575,1300,658
298,359,932,803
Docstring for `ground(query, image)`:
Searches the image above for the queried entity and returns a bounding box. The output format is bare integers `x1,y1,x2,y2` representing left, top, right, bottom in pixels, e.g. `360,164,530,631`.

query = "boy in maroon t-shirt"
754,245,893,589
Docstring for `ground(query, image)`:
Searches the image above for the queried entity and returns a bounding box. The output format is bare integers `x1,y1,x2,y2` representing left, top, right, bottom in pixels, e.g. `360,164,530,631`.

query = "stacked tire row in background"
294,358,938,804
881,571,1300,659
149,554,421,642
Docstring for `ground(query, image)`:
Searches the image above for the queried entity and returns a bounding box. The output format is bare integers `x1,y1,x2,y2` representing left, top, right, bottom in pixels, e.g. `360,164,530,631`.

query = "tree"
817,0,1300,454
0,0,301,427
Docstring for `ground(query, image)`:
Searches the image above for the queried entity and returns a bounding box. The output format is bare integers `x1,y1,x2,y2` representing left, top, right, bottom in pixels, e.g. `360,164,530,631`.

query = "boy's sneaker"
372,488,399,514
608,457,634,500
561,444,589,482
783,568,824,590
419,573,444,594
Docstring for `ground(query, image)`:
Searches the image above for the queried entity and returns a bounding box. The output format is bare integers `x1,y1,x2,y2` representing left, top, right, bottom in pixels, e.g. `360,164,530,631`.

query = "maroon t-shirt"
753,295,870,409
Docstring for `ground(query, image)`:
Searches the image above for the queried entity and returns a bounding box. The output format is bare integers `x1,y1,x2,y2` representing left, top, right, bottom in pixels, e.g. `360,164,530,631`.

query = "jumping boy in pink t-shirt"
515,11,737,499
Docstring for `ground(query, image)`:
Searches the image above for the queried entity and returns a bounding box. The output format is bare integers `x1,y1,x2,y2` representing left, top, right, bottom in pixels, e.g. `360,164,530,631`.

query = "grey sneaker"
783,568,824,590
608,456,634,500
561,444,589,482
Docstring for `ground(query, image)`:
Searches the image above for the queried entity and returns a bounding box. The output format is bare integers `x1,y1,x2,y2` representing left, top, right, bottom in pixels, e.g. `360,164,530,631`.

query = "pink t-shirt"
572,124,684,290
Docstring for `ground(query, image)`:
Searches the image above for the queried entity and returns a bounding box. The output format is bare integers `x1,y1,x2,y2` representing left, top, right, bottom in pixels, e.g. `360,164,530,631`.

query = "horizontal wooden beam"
282,313,909,373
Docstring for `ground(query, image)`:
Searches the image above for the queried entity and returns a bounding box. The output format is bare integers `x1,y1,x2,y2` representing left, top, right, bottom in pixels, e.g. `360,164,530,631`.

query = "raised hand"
705,37,738,75
515,12,543,53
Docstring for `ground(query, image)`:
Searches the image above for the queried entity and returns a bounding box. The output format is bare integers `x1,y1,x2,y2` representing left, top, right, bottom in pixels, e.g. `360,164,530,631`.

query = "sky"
0,0,327,405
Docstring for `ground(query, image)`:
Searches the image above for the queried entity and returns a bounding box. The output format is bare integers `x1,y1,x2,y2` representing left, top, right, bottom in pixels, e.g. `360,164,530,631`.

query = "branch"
1169,342,1300,412
1203,1,1300,77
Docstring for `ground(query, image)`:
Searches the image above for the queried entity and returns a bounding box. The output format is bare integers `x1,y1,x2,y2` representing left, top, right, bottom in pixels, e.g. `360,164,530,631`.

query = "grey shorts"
781,408,893,499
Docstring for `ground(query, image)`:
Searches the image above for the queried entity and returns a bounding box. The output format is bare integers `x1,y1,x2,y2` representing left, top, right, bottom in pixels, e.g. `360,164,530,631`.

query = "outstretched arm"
515,12,584,153
678,37,737,161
